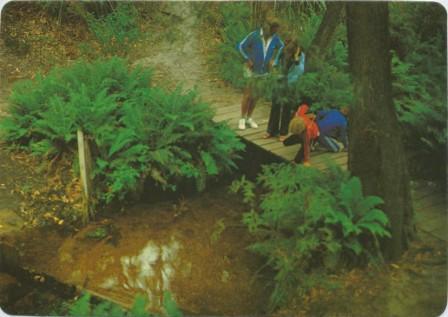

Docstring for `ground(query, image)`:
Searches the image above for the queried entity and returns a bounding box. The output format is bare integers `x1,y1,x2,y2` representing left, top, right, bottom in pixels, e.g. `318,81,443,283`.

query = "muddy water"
15,188,271,315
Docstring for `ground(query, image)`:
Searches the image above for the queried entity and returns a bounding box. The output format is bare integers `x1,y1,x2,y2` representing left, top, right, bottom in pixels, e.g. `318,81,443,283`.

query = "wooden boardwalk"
211,99,346,170
211,100,446,242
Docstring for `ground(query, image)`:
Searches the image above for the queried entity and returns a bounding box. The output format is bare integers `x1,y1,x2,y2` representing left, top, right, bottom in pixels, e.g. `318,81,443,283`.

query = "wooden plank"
214,111,241,123
314,156,347,170
415,193,446,209
237,124,268,137
255,139,281,147
271,144,298,159
214,104,240,115
312,151,346,163
411,183,444,202
413,192,446,210
264,141,286,152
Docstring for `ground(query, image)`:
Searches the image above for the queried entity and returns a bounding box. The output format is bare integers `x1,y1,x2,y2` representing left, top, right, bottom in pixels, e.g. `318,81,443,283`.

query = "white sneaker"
247,117,258,128
238,118,246,130
334,140,344,152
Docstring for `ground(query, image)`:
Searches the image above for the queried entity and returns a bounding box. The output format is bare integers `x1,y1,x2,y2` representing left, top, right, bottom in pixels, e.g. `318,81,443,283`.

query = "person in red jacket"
283,102,319,165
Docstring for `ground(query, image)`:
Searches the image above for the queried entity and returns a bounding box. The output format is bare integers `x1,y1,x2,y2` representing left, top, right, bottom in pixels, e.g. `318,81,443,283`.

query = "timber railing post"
77,129,94,223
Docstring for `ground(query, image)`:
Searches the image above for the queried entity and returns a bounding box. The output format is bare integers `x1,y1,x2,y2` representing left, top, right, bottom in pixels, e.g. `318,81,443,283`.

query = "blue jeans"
318,135,341,152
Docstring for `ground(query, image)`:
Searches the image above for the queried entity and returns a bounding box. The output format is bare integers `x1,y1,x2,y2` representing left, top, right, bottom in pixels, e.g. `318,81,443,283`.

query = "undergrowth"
0,58,245,220
63,292,182,317
231,163,390,310
85,3,141,57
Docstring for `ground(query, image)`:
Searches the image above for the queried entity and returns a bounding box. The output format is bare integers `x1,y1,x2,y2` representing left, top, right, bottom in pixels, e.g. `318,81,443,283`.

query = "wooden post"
77,129,94,223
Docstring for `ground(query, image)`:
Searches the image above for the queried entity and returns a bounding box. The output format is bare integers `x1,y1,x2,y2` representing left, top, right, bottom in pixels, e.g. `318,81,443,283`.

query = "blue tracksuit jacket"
237,28,284,75
317,109,348,147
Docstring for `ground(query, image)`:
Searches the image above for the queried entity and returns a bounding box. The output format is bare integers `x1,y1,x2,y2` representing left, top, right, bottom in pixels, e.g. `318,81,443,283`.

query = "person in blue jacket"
237,17,284,130
265,39,305,141
316,107,349,152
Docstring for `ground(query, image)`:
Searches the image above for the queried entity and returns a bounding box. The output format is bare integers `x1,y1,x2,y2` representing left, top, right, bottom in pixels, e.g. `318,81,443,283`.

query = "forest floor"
0,2,446,316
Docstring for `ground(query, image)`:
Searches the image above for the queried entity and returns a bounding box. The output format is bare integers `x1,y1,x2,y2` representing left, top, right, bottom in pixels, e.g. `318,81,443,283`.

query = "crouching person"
283,103,319,165
316,106,349,152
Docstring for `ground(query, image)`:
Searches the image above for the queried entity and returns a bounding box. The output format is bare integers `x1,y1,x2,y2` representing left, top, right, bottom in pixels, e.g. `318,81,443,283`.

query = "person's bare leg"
239,87,252,129
240,87,251,117
247,96,257,117
246,96,259,128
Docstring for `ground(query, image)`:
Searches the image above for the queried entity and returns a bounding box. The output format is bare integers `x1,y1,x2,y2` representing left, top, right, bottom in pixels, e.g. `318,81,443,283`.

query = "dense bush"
214,2,252,89
389,3,447,181
0,58,244,208
231,163,390,309
85,3,141,56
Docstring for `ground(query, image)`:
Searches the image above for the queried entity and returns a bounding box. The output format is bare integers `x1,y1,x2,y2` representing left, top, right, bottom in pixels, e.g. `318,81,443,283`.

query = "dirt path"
0,35,25,235
135,2,243,110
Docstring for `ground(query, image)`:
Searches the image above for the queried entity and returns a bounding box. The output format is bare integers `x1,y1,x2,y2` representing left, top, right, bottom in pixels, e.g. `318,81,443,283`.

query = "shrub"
294,17,353,110
389,3,447,182
85,3,141,56
214,2,252,89
0,58,244,211
230,163,390,309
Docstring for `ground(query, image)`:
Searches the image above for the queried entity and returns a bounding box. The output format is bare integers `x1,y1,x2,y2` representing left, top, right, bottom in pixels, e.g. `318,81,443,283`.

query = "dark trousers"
267,86,293,136
283,133,305,163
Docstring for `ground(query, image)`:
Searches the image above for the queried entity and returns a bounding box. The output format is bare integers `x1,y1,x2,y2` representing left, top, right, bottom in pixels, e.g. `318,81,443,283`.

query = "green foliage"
213,2,252,89
86,3,141,56
162,291,183,317
389,3,447,181
69,292,92,316
66,292,182,317
1,58,244,213
295,17,353,110
210,218,226,244
231,163,390,309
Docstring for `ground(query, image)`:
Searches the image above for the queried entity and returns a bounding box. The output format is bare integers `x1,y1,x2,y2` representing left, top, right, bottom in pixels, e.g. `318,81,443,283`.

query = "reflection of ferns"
231,163,390,310
1,58,244,207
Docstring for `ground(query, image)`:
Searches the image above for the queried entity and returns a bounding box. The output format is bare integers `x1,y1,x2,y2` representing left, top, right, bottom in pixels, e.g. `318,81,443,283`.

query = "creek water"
7,187,272,316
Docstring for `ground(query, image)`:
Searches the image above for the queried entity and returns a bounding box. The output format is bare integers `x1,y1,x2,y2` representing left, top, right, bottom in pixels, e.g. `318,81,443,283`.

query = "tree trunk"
307,2,345,69
346,2,414,260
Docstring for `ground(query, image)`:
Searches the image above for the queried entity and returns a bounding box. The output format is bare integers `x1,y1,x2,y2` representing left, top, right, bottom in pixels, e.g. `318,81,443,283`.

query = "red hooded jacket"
294,104,320,163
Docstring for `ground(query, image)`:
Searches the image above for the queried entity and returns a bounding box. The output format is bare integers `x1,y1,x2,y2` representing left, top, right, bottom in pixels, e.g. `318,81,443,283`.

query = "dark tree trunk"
307,2,345,69
346,2,414,260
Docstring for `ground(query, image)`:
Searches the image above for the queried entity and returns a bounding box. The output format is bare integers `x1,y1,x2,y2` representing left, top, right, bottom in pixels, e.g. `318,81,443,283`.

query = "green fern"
232,163,390,310
129,294,149,317
1,57,245,210
163,291,183,317
69,293,91,317
86,3,141,57
65,291,182,317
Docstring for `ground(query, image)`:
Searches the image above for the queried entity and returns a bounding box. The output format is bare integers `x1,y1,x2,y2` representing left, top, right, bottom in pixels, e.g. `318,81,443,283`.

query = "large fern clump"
231,163,390,310
0,57,244,206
